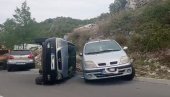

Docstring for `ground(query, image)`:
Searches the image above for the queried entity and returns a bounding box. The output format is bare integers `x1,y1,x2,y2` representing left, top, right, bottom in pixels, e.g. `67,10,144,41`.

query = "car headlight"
84,61,97,69
120,56,130,64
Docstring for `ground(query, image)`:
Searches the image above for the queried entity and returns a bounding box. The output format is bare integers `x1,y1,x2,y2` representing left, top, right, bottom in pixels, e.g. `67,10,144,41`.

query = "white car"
81,40,135,81
7,50,35,71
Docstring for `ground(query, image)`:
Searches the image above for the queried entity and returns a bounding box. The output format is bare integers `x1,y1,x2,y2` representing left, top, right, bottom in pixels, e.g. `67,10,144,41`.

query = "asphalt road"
0,69,170,97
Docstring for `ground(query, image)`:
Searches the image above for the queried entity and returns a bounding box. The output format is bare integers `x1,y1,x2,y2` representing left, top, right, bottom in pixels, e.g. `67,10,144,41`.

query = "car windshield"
10,50,31,55
84,41,121,55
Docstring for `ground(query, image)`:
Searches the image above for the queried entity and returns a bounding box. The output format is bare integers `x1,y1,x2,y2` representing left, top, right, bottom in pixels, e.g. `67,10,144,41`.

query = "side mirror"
123,46,128,50
79,53,83,56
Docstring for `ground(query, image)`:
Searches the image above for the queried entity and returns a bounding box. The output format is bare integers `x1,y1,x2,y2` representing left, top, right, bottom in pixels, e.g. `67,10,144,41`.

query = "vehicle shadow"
8,68,31,72
35,75,74,86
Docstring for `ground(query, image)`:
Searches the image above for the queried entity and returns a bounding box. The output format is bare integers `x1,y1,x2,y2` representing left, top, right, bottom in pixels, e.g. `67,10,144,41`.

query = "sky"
0,0,114,24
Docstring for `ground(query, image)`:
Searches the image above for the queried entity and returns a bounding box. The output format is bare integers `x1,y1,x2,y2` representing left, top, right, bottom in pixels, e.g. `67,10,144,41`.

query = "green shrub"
128,33,142,52
68,31,91,52
115,33,128,46
137,19,170,51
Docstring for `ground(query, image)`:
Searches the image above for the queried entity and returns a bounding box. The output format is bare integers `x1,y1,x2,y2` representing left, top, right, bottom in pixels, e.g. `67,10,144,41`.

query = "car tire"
123,66,135,81
2,62,7,70
7,67,12,72
32,63,36,69
7,65,15,72
83,72,90,83
84,78,91,83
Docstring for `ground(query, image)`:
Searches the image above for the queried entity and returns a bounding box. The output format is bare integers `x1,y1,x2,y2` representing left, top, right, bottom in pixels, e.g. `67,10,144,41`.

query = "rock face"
73,24,97,32
126,0,151,9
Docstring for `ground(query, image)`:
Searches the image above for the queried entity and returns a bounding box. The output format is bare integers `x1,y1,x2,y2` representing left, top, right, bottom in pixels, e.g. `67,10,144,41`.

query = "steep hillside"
103,0,170,51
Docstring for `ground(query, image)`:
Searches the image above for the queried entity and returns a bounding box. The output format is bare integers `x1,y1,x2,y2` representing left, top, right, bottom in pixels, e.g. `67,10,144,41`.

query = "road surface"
0,69,170,97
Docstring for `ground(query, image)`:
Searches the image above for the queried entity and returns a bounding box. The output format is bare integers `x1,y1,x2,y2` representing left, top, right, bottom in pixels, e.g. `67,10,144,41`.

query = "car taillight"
28,54,34,59
8,55,14,59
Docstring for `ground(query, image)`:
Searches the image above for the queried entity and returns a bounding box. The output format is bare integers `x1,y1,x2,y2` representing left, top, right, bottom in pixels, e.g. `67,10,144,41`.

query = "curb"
136,77,170,85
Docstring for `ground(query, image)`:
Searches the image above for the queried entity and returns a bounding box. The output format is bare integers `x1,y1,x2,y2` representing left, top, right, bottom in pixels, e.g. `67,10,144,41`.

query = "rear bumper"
7,63,35,69
83,64,133,80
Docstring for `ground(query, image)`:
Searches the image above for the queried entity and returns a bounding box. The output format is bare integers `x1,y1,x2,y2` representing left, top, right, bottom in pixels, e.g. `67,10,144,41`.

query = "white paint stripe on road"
0,95,4,97
136,77,170,85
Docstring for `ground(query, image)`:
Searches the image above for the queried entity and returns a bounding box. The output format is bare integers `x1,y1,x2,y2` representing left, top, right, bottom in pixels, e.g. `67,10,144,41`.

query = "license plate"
16,62,26,65
108,68,116,72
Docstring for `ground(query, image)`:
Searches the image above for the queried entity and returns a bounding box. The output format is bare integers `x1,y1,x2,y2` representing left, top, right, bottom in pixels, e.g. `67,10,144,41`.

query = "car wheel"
123,66,135,81
83,73,90,83
84,78,91,83
2,63,7,70
32,63,35,69
7,67,12,72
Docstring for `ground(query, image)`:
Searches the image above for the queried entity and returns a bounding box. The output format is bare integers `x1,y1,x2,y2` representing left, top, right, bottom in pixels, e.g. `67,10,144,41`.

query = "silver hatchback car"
81,40,135,81
7,50,35,71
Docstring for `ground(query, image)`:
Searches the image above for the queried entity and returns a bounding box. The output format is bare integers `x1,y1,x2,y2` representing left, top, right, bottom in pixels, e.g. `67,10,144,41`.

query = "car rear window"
10,50,31,55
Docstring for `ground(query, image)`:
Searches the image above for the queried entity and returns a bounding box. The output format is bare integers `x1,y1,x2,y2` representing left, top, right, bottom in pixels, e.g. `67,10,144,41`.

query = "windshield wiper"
85,52,101,55
100,49,120,53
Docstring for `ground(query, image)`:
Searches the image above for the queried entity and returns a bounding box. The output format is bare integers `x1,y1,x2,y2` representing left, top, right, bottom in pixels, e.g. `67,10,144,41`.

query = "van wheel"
35,76,43,85
123,67,135,81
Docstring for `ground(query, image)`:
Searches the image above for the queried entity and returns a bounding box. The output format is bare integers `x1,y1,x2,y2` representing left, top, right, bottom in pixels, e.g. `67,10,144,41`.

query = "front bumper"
83,64,133,80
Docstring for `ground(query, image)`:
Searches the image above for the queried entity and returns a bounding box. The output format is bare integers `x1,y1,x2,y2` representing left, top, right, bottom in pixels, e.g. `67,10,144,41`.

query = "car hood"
83,50,127,65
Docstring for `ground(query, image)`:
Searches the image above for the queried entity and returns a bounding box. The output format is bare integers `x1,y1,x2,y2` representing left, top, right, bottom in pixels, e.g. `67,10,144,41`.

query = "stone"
126,0,151,10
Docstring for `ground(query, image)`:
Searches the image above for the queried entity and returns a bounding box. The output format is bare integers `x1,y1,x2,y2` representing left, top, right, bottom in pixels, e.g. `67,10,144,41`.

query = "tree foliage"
0,1,95,49
0,1,37,48
36,17,94,38
13,1,33,26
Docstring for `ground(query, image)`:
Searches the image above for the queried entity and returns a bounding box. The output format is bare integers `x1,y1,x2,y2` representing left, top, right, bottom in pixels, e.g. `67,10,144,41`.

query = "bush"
115,33,128,46
68,31,91,52
138,21,170,52
128,33,142,52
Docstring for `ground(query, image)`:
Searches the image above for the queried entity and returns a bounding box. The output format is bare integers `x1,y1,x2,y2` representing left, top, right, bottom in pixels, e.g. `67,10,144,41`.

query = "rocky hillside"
68,0,170,79
126,0,151,9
